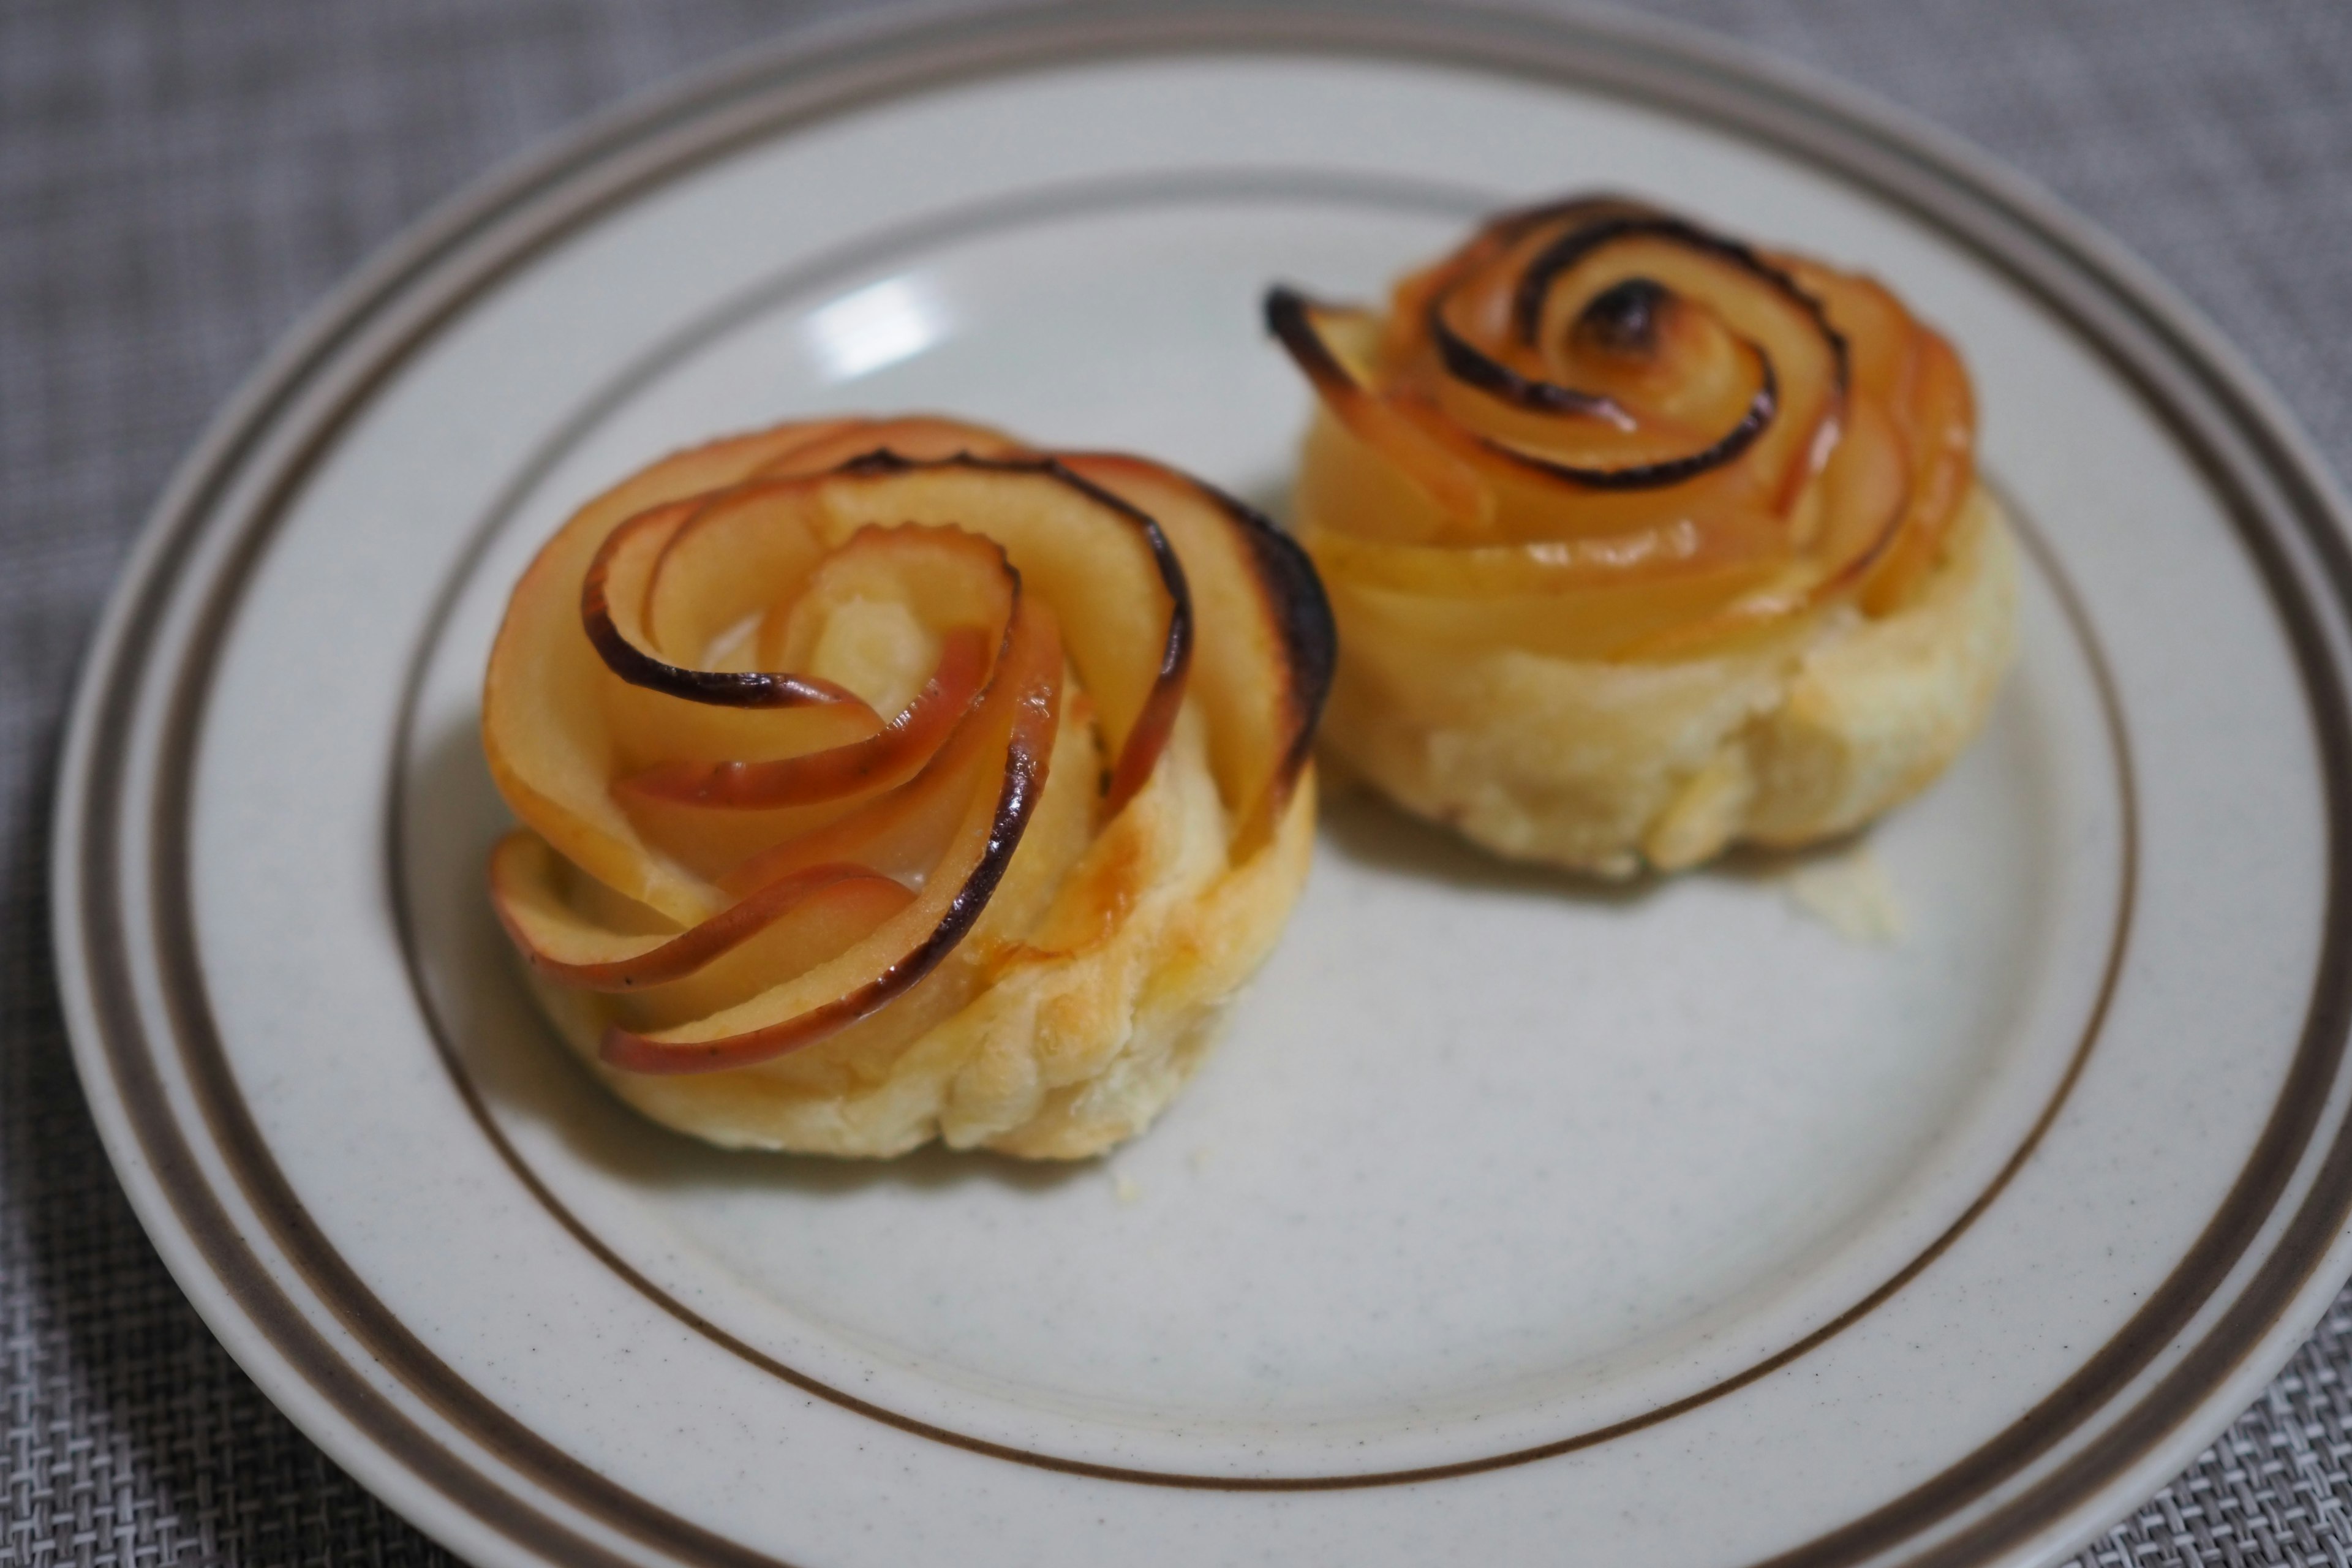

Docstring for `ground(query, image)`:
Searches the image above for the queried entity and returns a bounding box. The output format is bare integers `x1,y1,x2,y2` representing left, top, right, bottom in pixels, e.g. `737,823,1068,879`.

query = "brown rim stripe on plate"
63,156,805,1568
52,4,2352,1565
384,165,2141,1494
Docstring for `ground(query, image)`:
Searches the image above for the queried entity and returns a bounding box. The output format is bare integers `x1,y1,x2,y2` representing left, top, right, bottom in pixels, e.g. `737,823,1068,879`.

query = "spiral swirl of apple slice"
483,418,1332,1076
1267,195,1975,658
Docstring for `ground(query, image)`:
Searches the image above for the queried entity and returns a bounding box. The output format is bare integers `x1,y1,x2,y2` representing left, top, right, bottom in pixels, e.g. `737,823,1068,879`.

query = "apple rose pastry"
1267,195,2016,875
483,417,1333,1158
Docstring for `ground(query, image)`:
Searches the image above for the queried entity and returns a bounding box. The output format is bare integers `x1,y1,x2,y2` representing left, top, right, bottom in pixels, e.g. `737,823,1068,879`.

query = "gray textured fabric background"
8,2,2352,1562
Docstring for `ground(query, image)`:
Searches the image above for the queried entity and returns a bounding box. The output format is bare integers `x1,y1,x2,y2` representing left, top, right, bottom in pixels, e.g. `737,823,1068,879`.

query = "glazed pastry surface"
483,417,1333,1156
1269,195,2015,873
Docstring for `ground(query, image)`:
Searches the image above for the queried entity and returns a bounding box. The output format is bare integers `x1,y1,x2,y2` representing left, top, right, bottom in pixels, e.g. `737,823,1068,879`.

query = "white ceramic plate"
52,6,2352,1566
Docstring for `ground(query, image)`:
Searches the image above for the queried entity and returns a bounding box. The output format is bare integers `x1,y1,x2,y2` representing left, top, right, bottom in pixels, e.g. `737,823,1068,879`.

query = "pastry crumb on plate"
1785,842,1907,945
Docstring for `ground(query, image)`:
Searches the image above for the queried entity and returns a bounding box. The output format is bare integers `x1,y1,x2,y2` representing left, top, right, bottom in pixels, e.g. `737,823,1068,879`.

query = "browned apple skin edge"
1058,450,1337,821
579,491,868,711
1199,476,1338,796
1263,191,1886,509
598,665,1058,1076
1263,285,1368,416
830,449,1195,818
614,626,989,808
1267,281,1793,495
492,851,903,993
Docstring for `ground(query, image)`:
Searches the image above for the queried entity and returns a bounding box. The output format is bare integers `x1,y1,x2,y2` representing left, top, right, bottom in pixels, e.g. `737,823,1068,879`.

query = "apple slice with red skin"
490,573,1061,1069
616,625,989,809
616,522,1015,820
584,489,867,712
1860,326,1975,614
484,434,889,925
803,452,1190,817
599,590,1065,1074
1057,454,1333,846
1268,194,1973,661
1265,287,1493,527
586,516,940,884
490,835,910,993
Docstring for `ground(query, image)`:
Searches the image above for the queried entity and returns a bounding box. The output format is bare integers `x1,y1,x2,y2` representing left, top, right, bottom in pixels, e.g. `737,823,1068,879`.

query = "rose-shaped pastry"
483,416,1333,1158
1267,195,2015,875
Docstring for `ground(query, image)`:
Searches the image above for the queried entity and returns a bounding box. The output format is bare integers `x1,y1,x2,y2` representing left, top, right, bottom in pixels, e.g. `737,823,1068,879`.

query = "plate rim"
48,3,2352,1566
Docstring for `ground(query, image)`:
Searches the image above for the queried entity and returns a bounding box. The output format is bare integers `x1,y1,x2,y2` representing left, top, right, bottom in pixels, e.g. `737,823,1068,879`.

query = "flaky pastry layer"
1314,487,2016,876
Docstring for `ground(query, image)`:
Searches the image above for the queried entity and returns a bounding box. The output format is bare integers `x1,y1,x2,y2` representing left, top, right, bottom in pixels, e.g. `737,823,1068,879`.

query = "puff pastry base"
1317,486,2018,876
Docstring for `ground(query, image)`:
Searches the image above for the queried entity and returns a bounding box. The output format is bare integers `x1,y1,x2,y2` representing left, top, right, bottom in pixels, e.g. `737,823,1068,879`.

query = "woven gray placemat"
6,2,2350,1562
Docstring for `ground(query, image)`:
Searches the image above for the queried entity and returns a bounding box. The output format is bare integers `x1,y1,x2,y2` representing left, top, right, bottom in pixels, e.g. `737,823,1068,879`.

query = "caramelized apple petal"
1268,194,1977,660
600,594,1065,1073
489,830,907,994
619,624,990,809
804,456,1190,815
1061,454,1338,840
